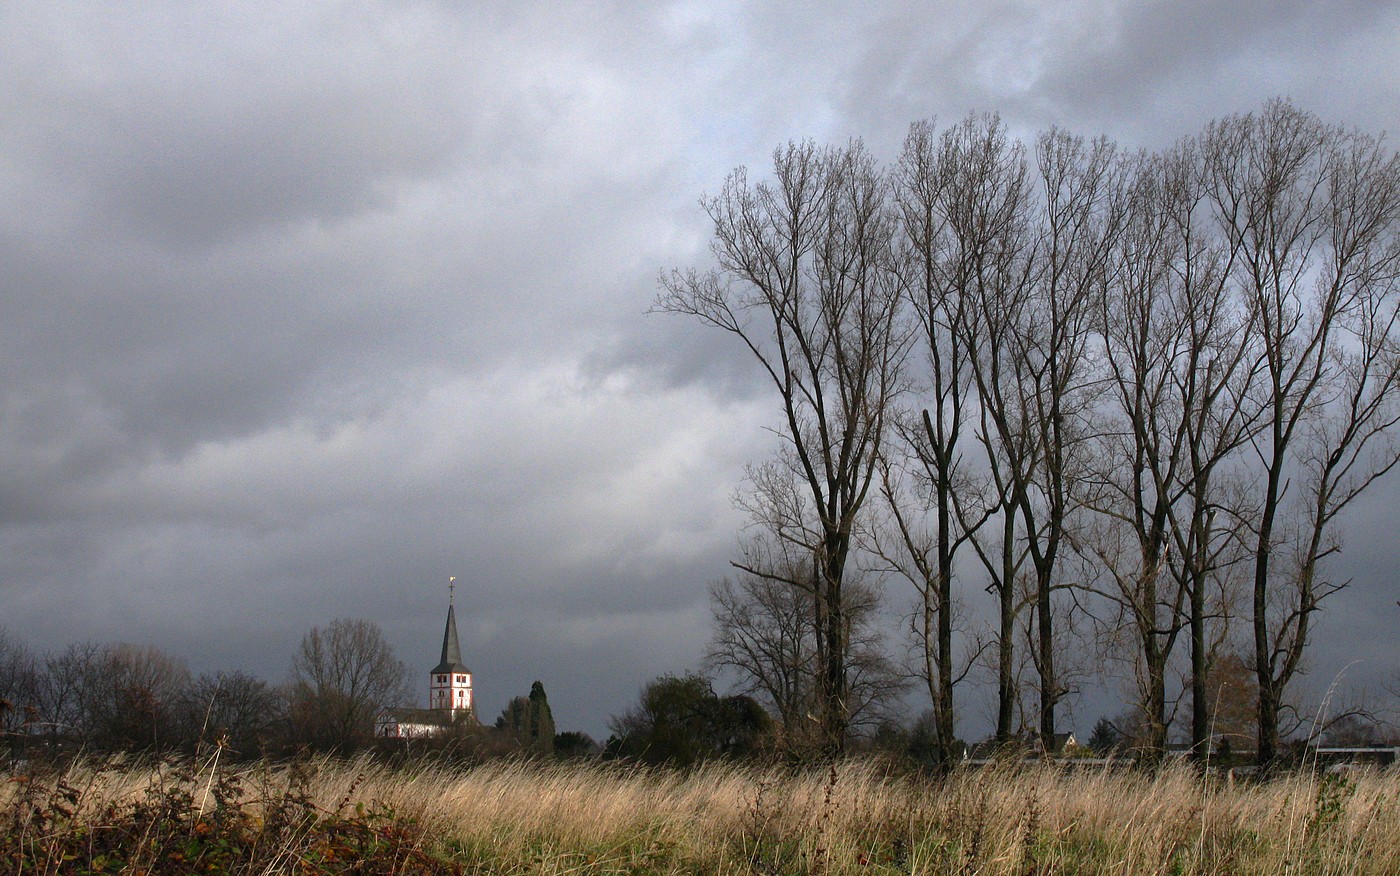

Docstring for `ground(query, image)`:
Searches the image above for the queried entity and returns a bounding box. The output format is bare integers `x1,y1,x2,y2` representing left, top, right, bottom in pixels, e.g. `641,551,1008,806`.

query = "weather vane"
449,576,456,606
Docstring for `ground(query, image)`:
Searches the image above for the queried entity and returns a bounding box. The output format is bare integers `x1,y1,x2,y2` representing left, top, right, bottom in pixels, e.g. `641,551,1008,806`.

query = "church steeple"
433,579,468,674
429,577,473,715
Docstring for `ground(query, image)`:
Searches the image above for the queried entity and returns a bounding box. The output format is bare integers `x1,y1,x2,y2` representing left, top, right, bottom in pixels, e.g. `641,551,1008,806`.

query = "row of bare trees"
0,631,281,755
0,618,411,759
662,99,1400,766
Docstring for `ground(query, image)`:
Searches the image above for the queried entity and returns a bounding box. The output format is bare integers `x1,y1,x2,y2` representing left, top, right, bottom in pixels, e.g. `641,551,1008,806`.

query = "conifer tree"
495,681,555,753
528,681,555,752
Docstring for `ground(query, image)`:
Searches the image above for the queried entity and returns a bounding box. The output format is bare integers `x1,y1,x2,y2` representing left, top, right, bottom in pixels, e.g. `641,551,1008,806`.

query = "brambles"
0,756,458,874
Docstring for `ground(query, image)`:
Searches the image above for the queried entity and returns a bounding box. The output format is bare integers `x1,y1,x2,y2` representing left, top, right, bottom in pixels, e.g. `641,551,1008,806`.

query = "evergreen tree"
527,681,555,753
495,697,528,737
495,680,555,754
1088,717,1121,756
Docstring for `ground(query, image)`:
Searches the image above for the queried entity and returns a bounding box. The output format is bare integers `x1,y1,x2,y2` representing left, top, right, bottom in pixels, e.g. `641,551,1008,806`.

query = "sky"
1,1,1398,742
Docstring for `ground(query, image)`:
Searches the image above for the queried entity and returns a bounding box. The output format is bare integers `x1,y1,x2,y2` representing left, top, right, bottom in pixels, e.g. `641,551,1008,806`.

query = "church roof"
432,602,470,674
378,707,455,726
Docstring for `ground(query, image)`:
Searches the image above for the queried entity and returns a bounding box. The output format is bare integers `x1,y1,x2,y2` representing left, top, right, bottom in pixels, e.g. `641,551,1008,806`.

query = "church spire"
432,577,469,675
429,577,474,716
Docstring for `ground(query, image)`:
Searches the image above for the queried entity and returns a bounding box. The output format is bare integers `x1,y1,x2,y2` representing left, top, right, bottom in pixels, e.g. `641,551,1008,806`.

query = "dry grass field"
4,754,1400,874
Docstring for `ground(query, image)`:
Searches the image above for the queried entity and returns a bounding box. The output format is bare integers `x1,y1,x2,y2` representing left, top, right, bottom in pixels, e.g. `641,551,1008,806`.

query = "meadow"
4,753,1399,874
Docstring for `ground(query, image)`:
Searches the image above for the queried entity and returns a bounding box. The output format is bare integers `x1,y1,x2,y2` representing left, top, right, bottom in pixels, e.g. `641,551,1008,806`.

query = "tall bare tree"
289,618,411,752
1087,140,1259,762
1162,136,1262,763
868,116,1012,759
1026,129,1125,749
1204,100,1400,766
954,127,1123,749
1086,148,1182,762
902,114,1038,744
659,140,908,752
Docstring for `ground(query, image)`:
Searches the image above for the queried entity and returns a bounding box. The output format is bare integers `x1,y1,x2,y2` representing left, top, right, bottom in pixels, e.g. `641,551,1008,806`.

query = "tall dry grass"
5,754,1400,873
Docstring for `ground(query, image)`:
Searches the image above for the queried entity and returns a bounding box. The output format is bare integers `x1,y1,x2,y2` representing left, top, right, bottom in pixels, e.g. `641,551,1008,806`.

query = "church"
374,580,477,739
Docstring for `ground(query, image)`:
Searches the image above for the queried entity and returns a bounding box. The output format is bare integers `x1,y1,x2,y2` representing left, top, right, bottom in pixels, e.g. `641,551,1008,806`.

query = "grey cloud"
834,0,1400,151
1029,0,1400,143
0,5,504,249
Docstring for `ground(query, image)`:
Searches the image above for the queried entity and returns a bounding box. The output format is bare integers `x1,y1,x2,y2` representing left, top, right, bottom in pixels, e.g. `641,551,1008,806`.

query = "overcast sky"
2,2,1398,742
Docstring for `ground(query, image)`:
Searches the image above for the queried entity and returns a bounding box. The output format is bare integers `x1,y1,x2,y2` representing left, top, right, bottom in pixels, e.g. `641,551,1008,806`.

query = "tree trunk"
1036,561,1056,750
996,509,1017,744
820,535,849,753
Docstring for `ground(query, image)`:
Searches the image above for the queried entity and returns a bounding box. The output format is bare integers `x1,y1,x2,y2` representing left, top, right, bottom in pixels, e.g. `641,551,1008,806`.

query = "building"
1310,745,1400,768
375,581,476,739
964,731,1080,761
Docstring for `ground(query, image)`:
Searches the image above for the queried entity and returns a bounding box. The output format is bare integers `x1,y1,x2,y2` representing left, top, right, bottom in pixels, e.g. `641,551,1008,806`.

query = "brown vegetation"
5,755,1400,874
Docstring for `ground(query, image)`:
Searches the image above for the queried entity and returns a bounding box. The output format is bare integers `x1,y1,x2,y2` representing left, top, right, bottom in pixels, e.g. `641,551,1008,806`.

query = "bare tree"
1204,100,1400,766
0,630,40,761
705,545,905,751
909,113,1039,745
870,117,1000,763
706,566,813,734
1162,133,1264,761
100,643,192,750
869,458,985,764
176,670,286,757
955,127,1123,749
1085,148,1186,763
289,618,411,752
659,140,908,752
33,641,105,748
1087,140,1260,762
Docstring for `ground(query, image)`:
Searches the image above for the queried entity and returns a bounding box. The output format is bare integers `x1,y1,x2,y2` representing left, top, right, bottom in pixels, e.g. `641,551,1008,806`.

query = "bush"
0,755,458,874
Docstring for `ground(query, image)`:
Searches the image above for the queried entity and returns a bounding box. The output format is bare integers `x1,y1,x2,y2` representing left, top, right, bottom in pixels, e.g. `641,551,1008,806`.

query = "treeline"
0,634,284,758
660,98,1400,767
0,619,596,762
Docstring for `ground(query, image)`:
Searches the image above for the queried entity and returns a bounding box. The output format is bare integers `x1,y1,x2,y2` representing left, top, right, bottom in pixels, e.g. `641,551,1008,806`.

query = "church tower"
429,577,473,716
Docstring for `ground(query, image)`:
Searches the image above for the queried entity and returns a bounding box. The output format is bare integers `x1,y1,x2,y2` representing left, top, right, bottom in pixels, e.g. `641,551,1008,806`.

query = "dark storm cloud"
0,3,722,458
0,1,1396,737
831,0,1400,150
1030,0,1400,142
1,5,481,248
